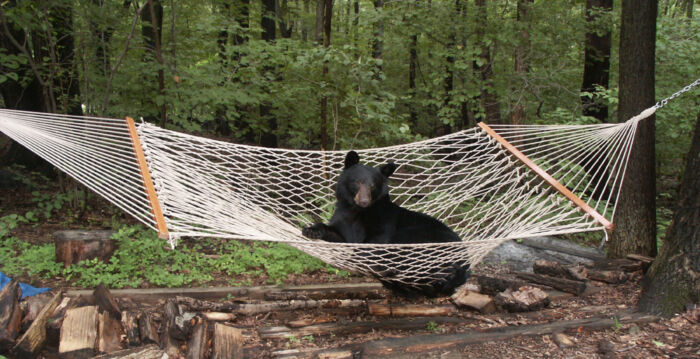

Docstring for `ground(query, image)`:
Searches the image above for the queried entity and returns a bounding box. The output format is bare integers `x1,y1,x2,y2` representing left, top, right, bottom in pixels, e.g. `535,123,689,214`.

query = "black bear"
303,150,470,297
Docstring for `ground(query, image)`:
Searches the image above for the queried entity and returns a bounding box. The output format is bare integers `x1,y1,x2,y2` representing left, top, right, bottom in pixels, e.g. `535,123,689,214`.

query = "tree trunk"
474,0,502,123
409,31,418,128
608,0,658,258
260,0,278,147
580,0,612,123
319,0,333,151
638,111,700,316
372,0,383,71
141,0,166,127
511,0,532,125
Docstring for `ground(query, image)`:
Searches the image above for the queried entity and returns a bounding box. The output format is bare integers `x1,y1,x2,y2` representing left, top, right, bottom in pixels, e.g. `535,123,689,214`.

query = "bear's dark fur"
303,151,470,297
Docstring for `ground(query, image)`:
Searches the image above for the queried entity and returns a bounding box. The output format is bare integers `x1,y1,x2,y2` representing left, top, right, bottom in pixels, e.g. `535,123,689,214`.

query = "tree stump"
54,230,116,267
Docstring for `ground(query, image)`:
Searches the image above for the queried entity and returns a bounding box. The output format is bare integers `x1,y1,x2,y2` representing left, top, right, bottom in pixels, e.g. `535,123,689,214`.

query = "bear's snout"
354,183,372,207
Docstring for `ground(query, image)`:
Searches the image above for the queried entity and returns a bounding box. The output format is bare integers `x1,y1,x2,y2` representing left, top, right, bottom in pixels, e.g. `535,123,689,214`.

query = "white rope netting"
0,108,646,286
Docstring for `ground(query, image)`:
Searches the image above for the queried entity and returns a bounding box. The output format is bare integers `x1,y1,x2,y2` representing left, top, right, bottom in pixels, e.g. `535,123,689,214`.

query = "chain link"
655,78,700,109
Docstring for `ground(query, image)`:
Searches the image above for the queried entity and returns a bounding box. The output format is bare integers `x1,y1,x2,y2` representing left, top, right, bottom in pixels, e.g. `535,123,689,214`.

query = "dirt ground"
2,171,700,358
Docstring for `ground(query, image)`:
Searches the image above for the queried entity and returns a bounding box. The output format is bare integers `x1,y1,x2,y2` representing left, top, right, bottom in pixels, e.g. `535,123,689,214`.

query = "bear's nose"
356,198,371,207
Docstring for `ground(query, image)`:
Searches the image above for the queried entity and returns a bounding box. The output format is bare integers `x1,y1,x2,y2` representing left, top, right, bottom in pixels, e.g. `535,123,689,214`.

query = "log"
354,312,658,357
178,295,366,315
0,279,22,352
494,286,550,312
514,272,586,295
186,317,209,359
160,299,182,358
202,312,236,322
120,310,141,347
451,288,497,314
59,305,98,359
212,323,243,359
19,291,53,332
533,260,587,281
97,311,123,354
54,230,116,267
288,316,335,328
92,344,165,359
138,312,159,345
588,258,644,272
93,284,121,320
626,253,653,266
47,296,72,347
368,304,456,317
67,282,385,302
259,316,465,339
12,290,62,358
518,237,606,260
474,275,529,295
586,269,629,284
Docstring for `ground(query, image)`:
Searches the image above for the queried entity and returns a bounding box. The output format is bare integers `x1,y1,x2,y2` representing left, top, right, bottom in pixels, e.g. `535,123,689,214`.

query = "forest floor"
1,169,699,358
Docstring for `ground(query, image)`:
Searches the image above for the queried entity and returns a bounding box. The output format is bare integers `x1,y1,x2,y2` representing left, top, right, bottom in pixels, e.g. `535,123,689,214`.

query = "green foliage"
425,321,442,333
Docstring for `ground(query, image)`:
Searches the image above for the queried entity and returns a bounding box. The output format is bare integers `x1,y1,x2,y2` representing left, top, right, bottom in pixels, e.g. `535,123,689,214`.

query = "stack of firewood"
451,254,653,314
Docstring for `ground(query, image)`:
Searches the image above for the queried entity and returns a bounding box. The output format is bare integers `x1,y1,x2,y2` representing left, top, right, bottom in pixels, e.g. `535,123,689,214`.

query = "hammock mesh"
0,109,641,287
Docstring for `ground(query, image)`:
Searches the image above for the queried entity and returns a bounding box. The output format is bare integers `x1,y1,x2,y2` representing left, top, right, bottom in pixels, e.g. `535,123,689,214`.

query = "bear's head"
336,151,397,208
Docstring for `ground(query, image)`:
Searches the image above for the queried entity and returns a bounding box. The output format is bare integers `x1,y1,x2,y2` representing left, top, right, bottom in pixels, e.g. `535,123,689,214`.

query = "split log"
186,316,209,359
259,316,465,339
533,260,588,281
54,230,116,267
202,312,236,322
97,311,123,354
120,310,141,347
59,305,99,359
92,344,165,359
93,284,121,320
514,272,586,296
47,296,72,347
494,286,550,312
368,304,456,317
12,290,62,358
0,279,22,352
553,332,575,348
160,299,182,358
138,312,159,344
451,287,497,314
212,323,243,359
474,275,529,295
354,312,658,357
19,291,53,331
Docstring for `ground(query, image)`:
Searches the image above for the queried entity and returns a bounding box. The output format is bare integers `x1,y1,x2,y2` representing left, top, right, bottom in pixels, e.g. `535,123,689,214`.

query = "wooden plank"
66,282,384,302
478,122,614,231
357,312,658,356
59,305,99,359
125,116,169,239
13,290,62,358
213,323,244,359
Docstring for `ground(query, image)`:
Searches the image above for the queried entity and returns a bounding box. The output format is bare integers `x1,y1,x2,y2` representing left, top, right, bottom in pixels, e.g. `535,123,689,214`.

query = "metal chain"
655,78,700,109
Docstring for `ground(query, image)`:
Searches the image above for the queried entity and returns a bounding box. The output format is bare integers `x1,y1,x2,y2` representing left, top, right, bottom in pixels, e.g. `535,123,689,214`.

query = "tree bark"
638,111,700,316
608,0,658,258
580,0,612,123
260,0,278,147
474,0,502,123
511,0,532,125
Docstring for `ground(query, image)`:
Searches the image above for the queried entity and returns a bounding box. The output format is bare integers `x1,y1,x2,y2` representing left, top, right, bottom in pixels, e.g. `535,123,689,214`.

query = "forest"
0,0,700,357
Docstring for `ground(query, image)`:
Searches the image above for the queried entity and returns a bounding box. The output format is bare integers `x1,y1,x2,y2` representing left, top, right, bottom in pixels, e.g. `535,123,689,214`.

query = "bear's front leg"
302,223,346,242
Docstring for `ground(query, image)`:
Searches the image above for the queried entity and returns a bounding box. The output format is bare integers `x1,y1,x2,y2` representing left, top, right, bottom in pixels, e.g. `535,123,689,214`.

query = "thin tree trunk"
141,0,166,127
580,0,612,123
474,0,502,124
319,0,333,150
409,32,418,128
260,0,278,147
372,0,383,71
511,0,532,125
638,111,700,316
608,0,658,258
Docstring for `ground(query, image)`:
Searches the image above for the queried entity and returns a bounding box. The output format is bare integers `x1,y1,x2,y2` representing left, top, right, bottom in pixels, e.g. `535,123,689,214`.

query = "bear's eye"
369,183,375,189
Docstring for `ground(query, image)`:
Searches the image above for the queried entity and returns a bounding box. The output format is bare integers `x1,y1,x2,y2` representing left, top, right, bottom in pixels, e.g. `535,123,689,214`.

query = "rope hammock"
0,79,697,288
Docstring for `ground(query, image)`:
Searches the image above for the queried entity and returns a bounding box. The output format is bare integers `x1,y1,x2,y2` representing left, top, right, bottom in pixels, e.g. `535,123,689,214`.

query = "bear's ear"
344,151,360,169
379,162,397,178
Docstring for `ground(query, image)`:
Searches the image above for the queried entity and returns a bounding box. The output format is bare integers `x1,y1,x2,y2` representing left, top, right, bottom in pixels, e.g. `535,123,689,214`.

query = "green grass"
0,224,349,289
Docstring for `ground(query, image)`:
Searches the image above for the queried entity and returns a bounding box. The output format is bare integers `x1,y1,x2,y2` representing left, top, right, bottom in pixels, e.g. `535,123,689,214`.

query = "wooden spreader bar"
126,117,170,239
478,122,614,231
